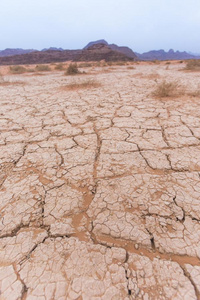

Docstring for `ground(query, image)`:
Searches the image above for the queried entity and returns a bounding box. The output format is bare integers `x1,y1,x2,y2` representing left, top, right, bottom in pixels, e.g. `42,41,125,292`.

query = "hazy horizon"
1,0,200,53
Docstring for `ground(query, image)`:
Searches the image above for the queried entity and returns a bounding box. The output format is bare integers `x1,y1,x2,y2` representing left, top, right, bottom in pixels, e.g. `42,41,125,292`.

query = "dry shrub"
185,60,200,71
151,60,160,64
26,68,35,72
78,62,93,68
10,65,27,74
127,66,135,70
55,63,64,70
106,61,128,66
153,80,184,98
35,65,51,72
65,63,80,75
62,79,101,90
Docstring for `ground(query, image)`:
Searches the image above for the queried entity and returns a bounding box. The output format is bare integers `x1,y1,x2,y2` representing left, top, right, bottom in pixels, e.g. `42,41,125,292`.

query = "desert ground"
0,61,200,299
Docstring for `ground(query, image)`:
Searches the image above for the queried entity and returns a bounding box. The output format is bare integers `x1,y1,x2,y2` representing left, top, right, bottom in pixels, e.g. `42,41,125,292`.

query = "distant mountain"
41,47,64,52
84,40,137,59
0,48,36,57
83,39,108,49
74,43,135,62
1,42,197,65
0,43,134,65
135,49,200,60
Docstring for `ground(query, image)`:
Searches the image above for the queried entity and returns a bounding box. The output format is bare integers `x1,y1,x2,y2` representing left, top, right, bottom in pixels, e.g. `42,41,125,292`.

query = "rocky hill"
136,49,200,60
0,44,134,65
74,43,135,62
0,48,36,57
84,39,137,59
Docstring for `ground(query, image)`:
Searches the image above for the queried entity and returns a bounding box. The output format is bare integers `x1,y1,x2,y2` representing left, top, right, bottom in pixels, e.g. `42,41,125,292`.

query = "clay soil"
0,61,200,299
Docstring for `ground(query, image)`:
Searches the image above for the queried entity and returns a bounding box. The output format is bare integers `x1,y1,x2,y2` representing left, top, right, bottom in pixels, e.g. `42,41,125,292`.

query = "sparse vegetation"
26,68,35,72
10,65,27,74
62,79,101,90
65,63,80,75
185,59,200,71
106,61,128,66
151,60,160,64
153,80,184,98
35,65,51,72
78,62,93,68
55,63,64,70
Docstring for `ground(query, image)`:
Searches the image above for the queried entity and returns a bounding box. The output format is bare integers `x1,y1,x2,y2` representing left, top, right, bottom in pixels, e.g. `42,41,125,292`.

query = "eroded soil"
1,62,200,299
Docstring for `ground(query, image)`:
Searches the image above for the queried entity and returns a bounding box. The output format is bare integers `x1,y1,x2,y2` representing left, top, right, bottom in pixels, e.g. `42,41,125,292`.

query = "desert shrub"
35,65,51,72
78,62,93,68
62,79,101,90
26,68,35,72
55,63,64,70
165,61,171,65
10,65,27,74
115,61,128,66
65,63,80,75
127,66,135,70
153,80,183,98
185,60,200,71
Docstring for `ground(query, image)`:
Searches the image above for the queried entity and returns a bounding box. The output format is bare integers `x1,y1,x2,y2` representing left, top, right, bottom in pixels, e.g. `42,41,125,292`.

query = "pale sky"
0,0,200,53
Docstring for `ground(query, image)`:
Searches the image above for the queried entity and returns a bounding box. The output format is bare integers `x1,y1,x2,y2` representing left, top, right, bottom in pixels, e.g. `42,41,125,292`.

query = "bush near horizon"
10,65,27,74
65,63,80,75
35,65,51,72
185,59,200,71
62,79,101,90
55,63,64,70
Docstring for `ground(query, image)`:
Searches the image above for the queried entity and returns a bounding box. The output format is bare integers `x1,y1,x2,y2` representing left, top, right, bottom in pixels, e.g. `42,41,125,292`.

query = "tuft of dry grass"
185,60,200,71
78,62,93,68
55,63,64,70
106,61,128,66
10,65,27,74
152,80,184,98
35,65,51,72
65,63,80,75
151,60,160,64
62,79,101,91
26,68,35,72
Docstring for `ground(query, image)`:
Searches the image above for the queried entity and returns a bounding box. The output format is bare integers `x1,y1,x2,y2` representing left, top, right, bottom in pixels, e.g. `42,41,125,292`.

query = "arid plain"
1,61,200,299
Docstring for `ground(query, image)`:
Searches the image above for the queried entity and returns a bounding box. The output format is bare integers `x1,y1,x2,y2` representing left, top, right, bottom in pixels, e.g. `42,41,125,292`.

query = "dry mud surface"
1,62,200,299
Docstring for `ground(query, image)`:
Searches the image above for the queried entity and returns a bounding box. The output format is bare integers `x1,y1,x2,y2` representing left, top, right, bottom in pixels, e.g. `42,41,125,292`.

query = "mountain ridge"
0,43,134,65
0,40,199,63
135,49,200,60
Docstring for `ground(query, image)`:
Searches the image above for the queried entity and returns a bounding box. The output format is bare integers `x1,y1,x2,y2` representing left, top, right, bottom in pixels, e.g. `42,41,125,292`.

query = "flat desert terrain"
1,61,200,299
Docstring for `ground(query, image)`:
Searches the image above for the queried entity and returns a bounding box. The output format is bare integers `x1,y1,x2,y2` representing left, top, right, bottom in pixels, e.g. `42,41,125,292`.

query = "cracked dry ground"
1,62,200,300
